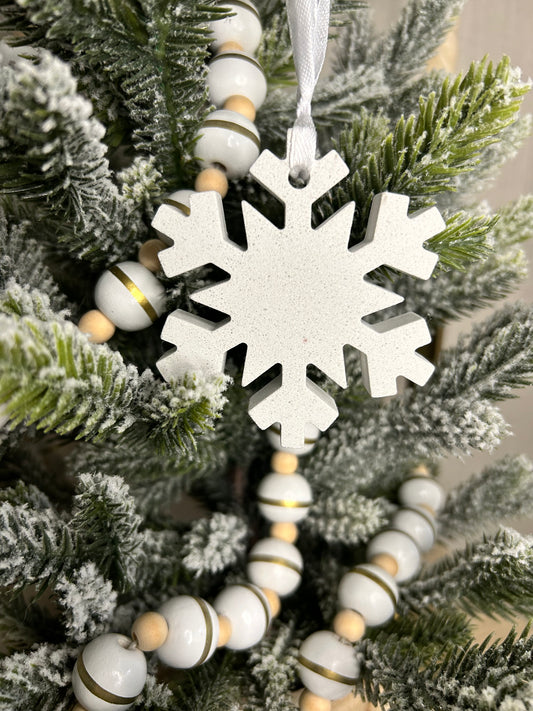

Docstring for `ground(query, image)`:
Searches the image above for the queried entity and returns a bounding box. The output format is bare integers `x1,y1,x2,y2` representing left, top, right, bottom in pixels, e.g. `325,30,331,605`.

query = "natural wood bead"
271,451,299,475
131,611,169,651
224,94,256,121
78,309,116,344
412,464,430,477
270,521,299,544
138,238,166,273
195,167,229,197
299,689,331,711
219,40,244,52
333,609,366,643
419,502,436,516
370,553,399,578
217,614,232,647
262,587,281,617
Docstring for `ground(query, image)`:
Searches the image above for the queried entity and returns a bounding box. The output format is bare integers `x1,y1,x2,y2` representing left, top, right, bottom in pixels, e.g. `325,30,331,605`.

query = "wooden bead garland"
76,0,265,347
68,4,450,710
296,465,445,709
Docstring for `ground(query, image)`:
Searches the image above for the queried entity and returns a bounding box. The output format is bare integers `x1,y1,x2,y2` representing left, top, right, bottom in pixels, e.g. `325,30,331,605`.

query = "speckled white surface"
153,143,444,448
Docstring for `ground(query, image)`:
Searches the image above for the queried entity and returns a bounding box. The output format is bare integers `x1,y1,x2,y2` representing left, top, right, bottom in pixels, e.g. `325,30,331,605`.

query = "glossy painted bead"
247,537,303,596
297,631,359,701
257,472,312,523
398,476,446,513
267,422,320,455
391,506,436,552
337,563,398,627
208,0,262,54
208,50,267,109
157,596,219,669
213,583,270,650
94,261,165,331
366,529,421,583
194,109,260,179
72,634,147,711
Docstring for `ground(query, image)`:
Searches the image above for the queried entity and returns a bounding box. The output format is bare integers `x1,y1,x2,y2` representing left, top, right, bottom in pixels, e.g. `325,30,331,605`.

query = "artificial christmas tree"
1,0,533,709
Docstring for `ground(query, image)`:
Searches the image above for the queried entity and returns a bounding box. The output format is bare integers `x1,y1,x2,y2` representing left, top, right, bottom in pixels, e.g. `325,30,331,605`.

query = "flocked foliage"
0,0,533,709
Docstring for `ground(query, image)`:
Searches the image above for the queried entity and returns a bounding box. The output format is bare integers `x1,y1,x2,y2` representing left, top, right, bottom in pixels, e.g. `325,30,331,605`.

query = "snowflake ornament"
152,145,445,448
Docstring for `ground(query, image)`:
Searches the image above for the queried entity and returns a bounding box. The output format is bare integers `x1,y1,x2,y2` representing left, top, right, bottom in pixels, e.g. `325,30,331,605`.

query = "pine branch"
359,624,533,711
181,513,248,579
0,206,67,311
70,473,144,592
172,654,246,711
8,0,226,184
0,283,227,449
0,500,74,593
403,528,533,620
246,620,300,711
0,52,161,264
334,56,530,243
304,491,393,546
0,643,77,711
440,455,533,539
375,607,473,663
55,562,117,643
372,0,463,89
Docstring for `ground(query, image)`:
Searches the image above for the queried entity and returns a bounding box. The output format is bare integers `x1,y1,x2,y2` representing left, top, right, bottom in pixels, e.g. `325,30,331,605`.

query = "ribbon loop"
286,0,331,179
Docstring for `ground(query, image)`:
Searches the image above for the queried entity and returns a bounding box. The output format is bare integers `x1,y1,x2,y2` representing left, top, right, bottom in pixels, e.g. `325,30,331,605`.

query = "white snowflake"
152,147,445,447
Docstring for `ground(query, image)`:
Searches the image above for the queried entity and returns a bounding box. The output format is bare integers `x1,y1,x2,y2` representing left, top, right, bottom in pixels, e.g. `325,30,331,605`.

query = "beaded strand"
77,0,265,345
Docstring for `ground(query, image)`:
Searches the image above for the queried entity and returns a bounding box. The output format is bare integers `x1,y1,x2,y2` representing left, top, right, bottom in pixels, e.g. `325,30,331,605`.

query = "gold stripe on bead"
238,583,271,628
201,119,261,150
386,527,421,549
400,506,437,536
248,554,302,574
109,265,158,323
226,0,261,20
163,198,191,215
257,495,312,509
194,597,214,667
298,655,357,686
349,566,398,605
76,654,138,705
210,51,264,72
269,424,318,445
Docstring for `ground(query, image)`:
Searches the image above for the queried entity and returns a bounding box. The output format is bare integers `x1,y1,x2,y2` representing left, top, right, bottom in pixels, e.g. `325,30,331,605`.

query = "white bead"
257,472,313,523
94,261,165,331
194,109,260,180
247,537,303,596
298,631,359,701
391,506,436,552
72,634,146,711
157,596,219,669
208,51,267,109
208,0,262,54
398,476,446,513
366,529,421,583
213,583,270,650
337,564,398,627
266,423,320,455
